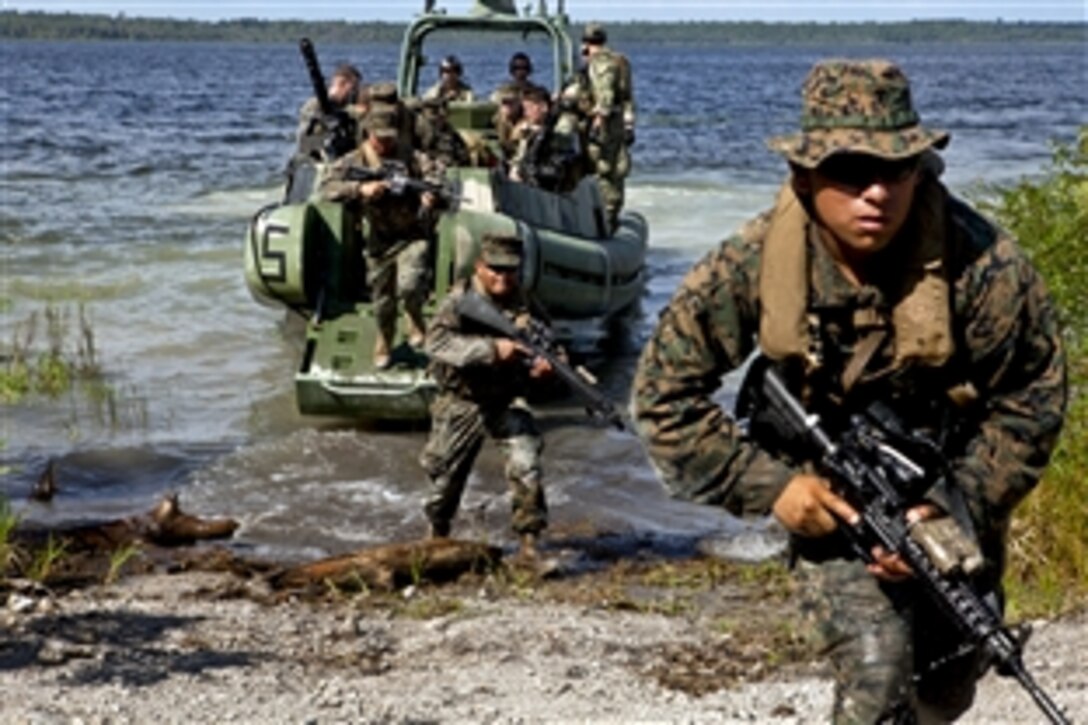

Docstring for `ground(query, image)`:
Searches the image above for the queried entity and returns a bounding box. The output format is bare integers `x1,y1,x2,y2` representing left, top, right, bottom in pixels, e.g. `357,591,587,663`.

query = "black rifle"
298,37,356,160
343,162,456,204
456,290,626,431
737,356,1070,725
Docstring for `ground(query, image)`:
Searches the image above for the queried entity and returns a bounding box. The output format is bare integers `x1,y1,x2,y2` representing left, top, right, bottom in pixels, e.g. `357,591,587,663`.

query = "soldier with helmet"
509,85,581,192
632,59,1066,723
490,51,547,104
317,104,446,368
419,96,472,169
581,22,635,230
419,234,557,560
424,55,475,103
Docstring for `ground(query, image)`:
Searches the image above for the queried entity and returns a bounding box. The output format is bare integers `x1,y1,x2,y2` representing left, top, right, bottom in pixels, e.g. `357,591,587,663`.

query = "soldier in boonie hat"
479,233,524,269
767,59,949,168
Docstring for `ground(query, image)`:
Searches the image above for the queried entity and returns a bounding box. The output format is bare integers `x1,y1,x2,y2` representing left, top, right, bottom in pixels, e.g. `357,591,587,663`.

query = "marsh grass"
977,128,1088,618
104,543,142,585
25,534,68,583
1,303,102,403
0,495,20,577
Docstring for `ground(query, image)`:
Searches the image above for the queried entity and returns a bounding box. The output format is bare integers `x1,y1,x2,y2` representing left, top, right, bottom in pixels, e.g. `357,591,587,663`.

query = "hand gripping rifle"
299,38,357,160
737,356,1070,725
343,162,456,204
455,290,626,431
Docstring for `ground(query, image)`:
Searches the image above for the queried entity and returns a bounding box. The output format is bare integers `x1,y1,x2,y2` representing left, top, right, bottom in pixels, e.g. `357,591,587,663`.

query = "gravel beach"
2,560,1084,723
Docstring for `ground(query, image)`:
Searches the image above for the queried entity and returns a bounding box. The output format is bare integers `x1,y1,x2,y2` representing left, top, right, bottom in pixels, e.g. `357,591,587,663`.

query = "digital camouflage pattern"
317,118,445,348
767,59,949,168
585,45,633,228
420,276,551,535
632,175,1066,720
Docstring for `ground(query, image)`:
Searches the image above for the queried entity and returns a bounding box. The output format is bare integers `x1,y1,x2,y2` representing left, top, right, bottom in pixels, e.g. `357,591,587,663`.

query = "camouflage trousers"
365,237,430,342
587,135,629,231
797,557,986,724
419,393,547,535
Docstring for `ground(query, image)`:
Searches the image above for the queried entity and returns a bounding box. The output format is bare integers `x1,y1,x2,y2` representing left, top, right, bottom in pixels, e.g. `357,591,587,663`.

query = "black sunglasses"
486,264,519,275
816,154,921,188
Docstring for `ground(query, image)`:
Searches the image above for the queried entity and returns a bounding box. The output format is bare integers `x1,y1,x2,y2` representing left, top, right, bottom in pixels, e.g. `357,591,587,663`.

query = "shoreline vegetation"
1,11,1085,44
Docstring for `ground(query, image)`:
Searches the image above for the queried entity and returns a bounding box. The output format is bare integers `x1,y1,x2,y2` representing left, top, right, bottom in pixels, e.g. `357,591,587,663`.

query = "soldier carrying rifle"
317,104,448,368
419,234,558,560
632,59,1067,723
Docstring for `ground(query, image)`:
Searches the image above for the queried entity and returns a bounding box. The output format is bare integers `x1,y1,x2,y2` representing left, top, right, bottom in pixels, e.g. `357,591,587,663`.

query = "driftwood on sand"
21,493,239,551
271,539,504,592
16,460,501,592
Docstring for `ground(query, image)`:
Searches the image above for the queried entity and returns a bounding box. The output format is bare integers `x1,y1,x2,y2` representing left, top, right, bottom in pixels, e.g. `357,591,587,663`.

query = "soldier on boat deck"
317,104,447,369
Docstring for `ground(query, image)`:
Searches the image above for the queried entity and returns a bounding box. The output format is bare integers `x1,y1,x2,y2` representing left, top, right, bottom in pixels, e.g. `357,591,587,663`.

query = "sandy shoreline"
2,551,1084,724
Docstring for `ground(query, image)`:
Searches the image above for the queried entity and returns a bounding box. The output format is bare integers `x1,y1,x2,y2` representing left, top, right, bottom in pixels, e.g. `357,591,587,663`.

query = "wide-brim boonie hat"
768,59,949,169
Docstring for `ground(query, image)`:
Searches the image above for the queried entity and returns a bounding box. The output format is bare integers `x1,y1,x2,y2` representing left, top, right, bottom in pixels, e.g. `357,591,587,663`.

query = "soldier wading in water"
419,235,557,560
633,59,1066,723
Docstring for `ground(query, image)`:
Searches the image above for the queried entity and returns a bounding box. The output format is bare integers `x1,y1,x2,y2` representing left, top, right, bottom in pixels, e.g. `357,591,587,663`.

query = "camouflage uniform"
317,104,444,356
419,98,471,169
296,95,366,159
420,236,550,537
632,60,1067,724
423,79,475,104
583,23,634,229
509,96,582,192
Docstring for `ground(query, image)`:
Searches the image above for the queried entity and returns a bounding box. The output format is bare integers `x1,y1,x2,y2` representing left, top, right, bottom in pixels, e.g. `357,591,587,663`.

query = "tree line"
1,11,1084,45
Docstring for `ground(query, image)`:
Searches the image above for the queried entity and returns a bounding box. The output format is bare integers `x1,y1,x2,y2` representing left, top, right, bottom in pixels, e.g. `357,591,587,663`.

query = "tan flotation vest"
758,177,955,388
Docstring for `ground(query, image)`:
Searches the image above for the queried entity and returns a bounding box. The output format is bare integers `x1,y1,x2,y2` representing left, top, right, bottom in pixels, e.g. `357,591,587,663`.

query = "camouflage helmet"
367,81,399,105
582,22,607,45
364,103,400,140
767,59,949,169
440,54,463,74
479,234,523,268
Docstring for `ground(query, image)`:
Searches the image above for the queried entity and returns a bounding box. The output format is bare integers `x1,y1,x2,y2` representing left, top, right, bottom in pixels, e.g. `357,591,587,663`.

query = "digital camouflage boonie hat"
480,234,524,268
768,59,949,168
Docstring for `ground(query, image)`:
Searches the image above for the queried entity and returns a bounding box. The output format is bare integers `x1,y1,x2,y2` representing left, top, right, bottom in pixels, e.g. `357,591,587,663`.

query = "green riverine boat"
244,1,649,421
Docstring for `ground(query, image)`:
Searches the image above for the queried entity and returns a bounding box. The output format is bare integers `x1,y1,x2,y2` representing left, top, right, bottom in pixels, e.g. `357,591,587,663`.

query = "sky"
3,0,1086,23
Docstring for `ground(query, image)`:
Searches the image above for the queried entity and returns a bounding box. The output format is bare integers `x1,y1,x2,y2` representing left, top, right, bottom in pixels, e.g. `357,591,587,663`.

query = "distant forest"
2,11,1085,45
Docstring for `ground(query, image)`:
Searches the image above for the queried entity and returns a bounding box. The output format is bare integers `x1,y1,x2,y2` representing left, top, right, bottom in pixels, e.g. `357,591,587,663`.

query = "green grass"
977,128,1088,618
0,495,19,577
1,302,103,403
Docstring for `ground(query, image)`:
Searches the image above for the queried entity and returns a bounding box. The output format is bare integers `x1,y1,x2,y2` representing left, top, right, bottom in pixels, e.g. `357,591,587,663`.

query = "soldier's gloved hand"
624,126,635,146
772,474,859,538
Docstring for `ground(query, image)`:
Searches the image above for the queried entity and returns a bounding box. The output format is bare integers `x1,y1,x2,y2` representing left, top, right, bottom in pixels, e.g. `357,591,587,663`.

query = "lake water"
1,38,1084,561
